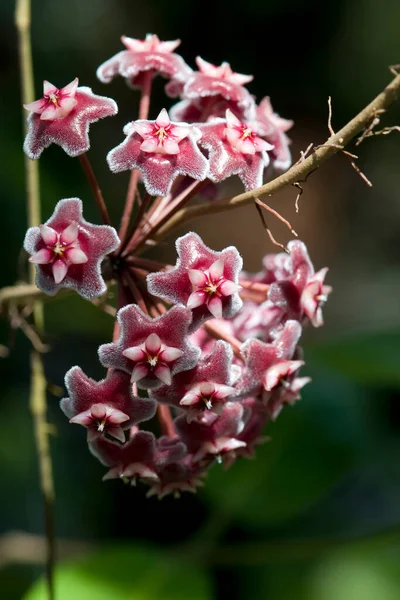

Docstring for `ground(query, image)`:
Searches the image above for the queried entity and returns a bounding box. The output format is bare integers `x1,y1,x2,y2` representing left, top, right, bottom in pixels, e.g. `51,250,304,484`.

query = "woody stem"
153,71,400,241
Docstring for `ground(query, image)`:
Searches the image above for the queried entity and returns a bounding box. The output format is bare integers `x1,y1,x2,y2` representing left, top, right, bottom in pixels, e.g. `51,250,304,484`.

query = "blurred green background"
1,0,400,598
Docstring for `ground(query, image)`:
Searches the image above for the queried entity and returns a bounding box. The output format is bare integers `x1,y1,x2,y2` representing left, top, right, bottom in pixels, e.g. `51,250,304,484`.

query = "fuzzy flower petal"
175,402,246,462
98,304,200,389
23,82,118,159
238,320,304,398
107,109,209,196
183,57,254,111
90,431,159,481
24,198,120,298
267,241,332,327
96,33,192,95
61,367,156,442
147,232,243,331
151,340,236,420
198,112,272,190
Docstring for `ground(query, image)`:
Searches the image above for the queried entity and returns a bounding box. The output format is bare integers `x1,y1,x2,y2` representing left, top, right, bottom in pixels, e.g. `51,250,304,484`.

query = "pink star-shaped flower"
146,453,206,499
23,79,118,159
151,341,236,421
23,198,120,299
60,368,156,443
183,57,254,111
90,432,188,489
97,34,192,94
198,110,273,190
268,241,332,327
147,232,243,331
175,401,246,463
264,371,311,421
90,430,160,481
107,108,209,196
238,320,304,398
255,96,293,171
98,304,200,389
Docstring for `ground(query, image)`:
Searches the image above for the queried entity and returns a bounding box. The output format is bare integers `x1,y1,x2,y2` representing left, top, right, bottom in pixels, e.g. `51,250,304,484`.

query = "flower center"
154,124,170,146
47,91,60,106
147,355,159,368
240,126,254,140
97,417,107,432
205,281,219,295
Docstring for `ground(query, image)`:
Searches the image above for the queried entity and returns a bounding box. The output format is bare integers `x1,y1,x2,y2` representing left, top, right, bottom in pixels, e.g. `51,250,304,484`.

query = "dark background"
1,0,400,598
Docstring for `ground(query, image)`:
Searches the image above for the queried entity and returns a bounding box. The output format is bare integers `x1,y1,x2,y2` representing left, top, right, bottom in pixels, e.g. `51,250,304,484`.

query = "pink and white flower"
23,198,120,298
183,57,254,111
175,402,246,463
90,431,160,482
255,96,293,171
267,241,332,327
238,320,305,398
151,341,236,421
60,368,156,443
107,108,209,196
23,79,118,159
123,333,184,387
24,78,79,121
198,110,273,190
146,453,206,499
147,232,243,331
98,304,200,389
97,34,192,94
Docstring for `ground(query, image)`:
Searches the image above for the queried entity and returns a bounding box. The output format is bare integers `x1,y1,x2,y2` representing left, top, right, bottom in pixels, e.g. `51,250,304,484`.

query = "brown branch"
154,72,400,241
0,283,70,309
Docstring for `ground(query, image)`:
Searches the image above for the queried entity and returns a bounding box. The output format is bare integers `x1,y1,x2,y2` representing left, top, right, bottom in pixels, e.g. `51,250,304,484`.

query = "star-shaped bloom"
255,97,293,171
107,108,209,196
23,198,120,299
97,34,192,95
98,304,200,389
223,397,270,467
90,432,188,489
60,368,156,443
268,241,332,327
264,371,311,421
175,401,246,463
147,232,243,331
90,431,160,481
151,341,236,421
238,320,304,398
23,79,118,159
183,57,254,111
146,453,206,499
198,110,273,190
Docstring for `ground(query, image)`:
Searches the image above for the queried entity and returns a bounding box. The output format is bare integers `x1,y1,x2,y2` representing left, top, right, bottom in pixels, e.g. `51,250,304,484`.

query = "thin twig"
79,153,111,225
9,304,49,352
254,200,288,253
153,72,400,241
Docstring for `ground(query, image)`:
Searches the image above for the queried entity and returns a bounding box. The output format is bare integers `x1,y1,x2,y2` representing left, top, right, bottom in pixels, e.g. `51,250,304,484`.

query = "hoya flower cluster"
22,34,331,499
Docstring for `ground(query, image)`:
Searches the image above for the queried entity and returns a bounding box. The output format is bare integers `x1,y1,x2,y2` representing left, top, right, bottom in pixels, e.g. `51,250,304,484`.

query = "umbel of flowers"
22,34,331,498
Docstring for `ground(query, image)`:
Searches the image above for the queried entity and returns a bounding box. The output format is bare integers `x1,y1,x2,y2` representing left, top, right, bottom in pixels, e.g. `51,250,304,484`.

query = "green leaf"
24,544,212,600
308,329,400,387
